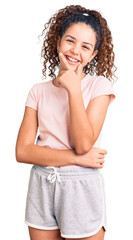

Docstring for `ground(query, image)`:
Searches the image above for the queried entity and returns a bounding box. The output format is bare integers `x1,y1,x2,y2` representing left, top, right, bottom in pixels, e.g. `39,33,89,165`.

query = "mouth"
65,55,80,65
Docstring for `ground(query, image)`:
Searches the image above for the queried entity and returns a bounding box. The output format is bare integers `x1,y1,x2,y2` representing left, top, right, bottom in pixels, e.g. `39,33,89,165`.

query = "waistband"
33,165,100,184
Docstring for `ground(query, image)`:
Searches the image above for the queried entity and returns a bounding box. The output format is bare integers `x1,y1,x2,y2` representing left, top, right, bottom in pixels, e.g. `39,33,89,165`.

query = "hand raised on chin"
54,52,84,93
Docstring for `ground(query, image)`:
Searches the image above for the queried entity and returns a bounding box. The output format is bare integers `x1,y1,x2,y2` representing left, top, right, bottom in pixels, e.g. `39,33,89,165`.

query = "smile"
65,55,80,65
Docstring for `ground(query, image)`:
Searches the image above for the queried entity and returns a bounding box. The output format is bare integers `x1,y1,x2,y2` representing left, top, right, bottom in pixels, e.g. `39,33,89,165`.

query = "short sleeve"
25,84,38,110
90,76,116,105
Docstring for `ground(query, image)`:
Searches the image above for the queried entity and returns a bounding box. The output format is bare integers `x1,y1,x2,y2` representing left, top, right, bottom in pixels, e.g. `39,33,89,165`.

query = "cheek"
59,42,70,52
84,54,91,63
84,51,94,62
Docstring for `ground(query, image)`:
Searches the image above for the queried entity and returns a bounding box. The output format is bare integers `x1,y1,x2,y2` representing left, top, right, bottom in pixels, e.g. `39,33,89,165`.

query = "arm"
15,107,107,168
68,88,110,155
15,107,77,166
68,88,94,154
56,53,111,155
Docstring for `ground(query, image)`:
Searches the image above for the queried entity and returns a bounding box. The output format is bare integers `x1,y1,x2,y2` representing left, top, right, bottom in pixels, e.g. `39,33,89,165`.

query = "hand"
54,52,83,92
76,147,108,168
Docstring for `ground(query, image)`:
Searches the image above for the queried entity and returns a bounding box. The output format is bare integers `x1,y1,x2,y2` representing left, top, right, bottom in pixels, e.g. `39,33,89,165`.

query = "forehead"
63,22,97,43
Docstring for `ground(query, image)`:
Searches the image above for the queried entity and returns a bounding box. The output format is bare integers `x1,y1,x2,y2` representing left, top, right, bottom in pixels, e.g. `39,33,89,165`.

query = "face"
57,22,98,74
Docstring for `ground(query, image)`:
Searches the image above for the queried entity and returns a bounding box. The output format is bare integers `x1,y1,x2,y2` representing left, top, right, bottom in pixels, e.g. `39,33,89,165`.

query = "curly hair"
38,5,117,84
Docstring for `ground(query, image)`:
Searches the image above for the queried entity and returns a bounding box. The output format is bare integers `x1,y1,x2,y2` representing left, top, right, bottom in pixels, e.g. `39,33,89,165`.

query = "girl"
16,4,116,240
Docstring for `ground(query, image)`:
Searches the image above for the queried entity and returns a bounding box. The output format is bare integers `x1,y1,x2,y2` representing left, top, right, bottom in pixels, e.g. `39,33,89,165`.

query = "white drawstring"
47,167,61,183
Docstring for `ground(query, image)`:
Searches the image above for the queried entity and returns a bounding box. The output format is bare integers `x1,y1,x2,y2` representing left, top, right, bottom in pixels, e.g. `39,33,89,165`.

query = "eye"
83,45,89,50
66,39,74,43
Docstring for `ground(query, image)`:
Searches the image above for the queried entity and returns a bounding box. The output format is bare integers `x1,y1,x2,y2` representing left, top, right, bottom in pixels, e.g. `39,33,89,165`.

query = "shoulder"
85,74,113,86
93,75,114,87
86,74,116,105
31,80,50,90
25,81,51,109
29,80,51,96
85,74,115,92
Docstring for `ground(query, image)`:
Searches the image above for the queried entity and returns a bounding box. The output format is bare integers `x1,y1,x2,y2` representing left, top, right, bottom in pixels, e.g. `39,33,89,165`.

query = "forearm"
68,88,94,154
16,143,77,166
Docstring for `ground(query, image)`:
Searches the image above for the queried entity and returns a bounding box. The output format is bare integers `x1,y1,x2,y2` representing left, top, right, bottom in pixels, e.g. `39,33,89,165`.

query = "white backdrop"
0,0,133,239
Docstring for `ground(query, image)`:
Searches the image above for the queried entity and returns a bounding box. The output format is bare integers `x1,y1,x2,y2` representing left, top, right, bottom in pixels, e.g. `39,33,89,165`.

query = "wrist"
67,84,81,96
68,148,79,165
71,149,82,166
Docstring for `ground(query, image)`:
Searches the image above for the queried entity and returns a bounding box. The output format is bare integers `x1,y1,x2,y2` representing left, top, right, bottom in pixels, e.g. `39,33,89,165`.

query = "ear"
89,50,98,62
57,35,61,52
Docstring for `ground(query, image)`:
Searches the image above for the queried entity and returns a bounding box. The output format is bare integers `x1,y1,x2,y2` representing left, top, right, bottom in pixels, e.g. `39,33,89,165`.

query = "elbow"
75,143,93,155
75,132,95,155
15,144,25,163
15,148,22,163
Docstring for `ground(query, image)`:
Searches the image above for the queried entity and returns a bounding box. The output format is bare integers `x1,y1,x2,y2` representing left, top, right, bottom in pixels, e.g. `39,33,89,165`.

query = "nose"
70,44,80,55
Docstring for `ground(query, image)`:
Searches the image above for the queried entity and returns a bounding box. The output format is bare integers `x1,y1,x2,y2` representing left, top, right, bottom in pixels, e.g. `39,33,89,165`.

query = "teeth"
67,56,79,62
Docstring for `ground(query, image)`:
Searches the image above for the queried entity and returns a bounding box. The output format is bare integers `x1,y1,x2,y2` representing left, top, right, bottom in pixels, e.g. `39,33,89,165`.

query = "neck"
52,72,86,87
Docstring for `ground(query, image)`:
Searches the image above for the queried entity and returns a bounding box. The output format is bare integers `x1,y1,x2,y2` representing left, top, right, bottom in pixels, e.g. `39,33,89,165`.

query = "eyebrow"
65,35,93,47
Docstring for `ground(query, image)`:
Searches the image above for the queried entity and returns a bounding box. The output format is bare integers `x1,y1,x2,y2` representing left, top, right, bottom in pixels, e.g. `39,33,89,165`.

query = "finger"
59,52,70,70
95,163,104,169
75,62,83,75
99,154,105,159
99,164,104,168
99,162,105,167
98,159,105,164
99,149,108,155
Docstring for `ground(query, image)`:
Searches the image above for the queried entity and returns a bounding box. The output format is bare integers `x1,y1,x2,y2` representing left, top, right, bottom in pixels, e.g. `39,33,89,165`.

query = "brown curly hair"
38,5,117,84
